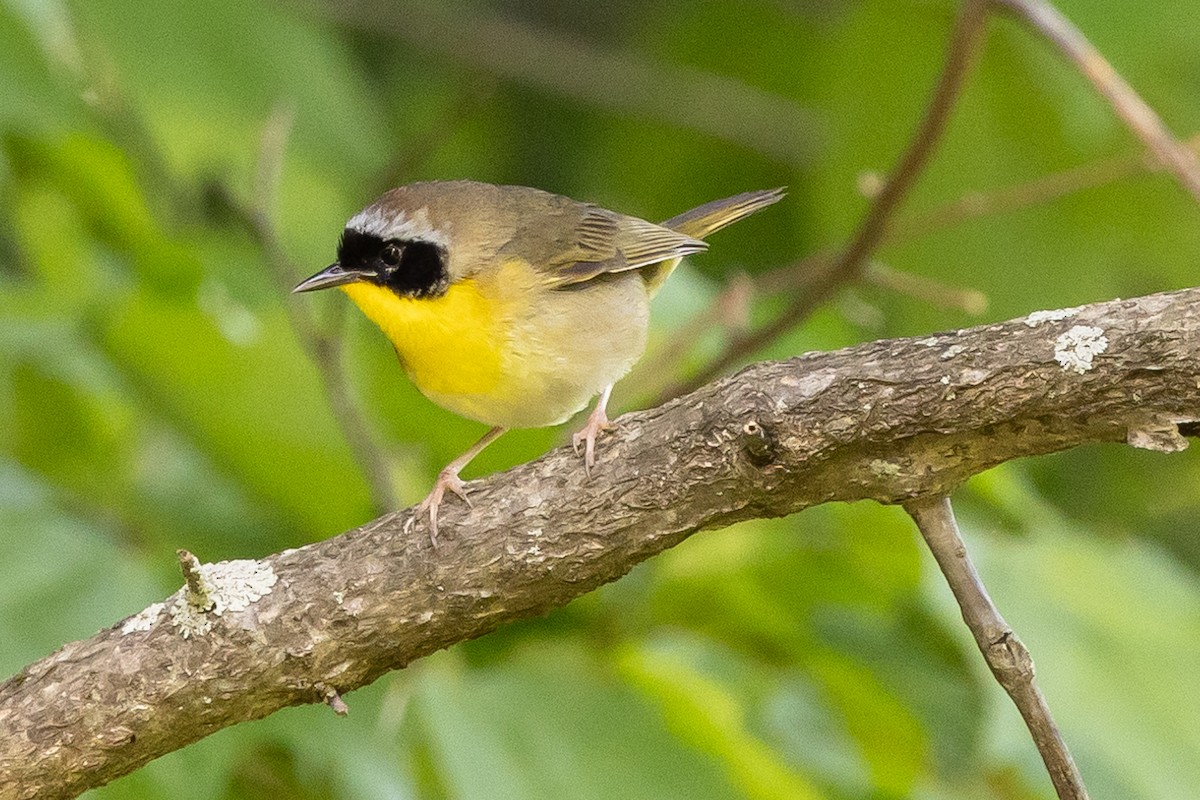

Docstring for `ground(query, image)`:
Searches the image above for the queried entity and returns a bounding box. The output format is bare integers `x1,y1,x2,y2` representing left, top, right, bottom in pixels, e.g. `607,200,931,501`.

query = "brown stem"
658,0,1200,404
864,261,988,314
664,0,990,397
887,137,1198,243
650,129,1200,405
905,497,1090,800
994,0,1200,204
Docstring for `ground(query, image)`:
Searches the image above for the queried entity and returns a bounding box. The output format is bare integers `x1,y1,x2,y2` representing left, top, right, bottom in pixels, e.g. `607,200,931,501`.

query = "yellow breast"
341,280,503,397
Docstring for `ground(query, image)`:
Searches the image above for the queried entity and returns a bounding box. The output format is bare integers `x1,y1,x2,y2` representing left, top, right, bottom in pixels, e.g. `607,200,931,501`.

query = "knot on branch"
1127,413,1192,453
984,629,1036,688
737,419,777,466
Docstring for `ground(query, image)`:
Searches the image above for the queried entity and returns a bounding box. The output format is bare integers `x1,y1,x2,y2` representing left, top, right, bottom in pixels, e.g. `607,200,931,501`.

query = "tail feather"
661,187,786,240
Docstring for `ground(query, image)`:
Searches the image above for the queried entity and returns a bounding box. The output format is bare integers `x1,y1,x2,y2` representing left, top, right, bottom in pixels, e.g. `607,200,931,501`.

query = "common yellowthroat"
294,181,783,539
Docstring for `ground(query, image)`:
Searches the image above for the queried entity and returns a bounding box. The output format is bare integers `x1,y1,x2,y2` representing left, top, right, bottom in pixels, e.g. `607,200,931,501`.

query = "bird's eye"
380,243,403,268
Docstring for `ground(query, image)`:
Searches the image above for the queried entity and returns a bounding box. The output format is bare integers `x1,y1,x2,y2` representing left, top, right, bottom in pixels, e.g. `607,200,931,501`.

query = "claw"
415,468,471,547
410,426,506,547
572,388,614,477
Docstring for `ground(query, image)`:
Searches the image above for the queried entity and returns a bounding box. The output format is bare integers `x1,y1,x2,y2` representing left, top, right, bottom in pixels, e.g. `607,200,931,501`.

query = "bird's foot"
572,406,612,476
413,467,471,546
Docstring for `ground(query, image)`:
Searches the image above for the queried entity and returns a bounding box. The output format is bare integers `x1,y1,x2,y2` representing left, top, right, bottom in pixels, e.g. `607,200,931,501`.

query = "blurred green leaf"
100,290,372,537
222,742,337,800
414,645,739,800
0,3,82,133
0,459,164,678
6,131,203,296
946,503,1200,800
617,639,826,800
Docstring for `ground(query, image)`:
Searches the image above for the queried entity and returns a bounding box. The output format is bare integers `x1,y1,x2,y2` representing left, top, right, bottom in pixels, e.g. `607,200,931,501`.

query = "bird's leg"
414,426,505,546
572,384,614,475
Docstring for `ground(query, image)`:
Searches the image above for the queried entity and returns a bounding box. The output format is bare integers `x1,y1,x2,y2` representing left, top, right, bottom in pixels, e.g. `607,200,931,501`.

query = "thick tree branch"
906,497,1089,800
4,286,1200,799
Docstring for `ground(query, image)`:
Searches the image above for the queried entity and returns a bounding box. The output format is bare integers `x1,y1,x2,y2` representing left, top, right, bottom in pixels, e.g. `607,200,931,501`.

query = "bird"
293,180,784,541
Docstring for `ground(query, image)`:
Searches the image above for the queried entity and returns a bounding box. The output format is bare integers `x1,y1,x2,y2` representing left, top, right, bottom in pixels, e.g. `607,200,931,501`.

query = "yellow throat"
340,280,503,397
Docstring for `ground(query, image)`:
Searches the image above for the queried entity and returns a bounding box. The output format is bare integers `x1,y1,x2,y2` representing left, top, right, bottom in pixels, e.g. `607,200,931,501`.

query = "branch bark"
4,286,1200,798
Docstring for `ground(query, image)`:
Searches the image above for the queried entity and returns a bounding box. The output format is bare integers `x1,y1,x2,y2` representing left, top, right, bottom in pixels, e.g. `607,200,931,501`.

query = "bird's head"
293,185,457,299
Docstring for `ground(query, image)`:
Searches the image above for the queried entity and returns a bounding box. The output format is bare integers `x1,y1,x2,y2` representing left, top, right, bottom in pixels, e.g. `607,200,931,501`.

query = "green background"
2,1,1198,798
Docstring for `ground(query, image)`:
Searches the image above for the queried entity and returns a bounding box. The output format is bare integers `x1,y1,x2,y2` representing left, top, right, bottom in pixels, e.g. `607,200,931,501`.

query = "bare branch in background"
865,261,989,314
653,128,1200,395
622,272,756,402
4,285,1199,799
654,127,1200,383
906,497,1090,800
995,0,1200,204
888,133,1200,243
658,0,991,398
243,105,399,513
654,0,1200,403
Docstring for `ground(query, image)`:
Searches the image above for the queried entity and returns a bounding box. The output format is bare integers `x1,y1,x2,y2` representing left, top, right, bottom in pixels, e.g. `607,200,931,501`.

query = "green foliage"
2,0,1199,797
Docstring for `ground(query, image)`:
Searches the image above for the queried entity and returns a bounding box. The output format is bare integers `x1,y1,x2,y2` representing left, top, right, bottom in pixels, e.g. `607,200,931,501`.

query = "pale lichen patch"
120,602,165,635
1053,325,1108,374
1025,306,1080,327
782,368,836,397
170,599,214,639
869,459,902,477
169,559,278,639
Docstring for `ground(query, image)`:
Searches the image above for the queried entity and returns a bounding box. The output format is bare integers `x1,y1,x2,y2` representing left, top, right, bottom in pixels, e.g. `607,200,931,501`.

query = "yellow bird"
294,181,783,538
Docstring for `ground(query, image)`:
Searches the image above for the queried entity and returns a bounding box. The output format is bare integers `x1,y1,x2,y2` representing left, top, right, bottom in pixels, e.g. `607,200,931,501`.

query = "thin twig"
653,129,1200,393
752,132,1195,304
887,134,1200,243
994,0,1200,204
175,550,212,610
656,0,1200,402
246,106,399,513
905,497,1090,800
660,0,990,398
865,261,989,314
622,273,754,400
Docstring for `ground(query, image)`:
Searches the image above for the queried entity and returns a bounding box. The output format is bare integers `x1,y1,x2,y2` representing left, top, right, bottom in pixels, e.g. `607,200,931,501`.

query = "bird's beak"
292,263,372,293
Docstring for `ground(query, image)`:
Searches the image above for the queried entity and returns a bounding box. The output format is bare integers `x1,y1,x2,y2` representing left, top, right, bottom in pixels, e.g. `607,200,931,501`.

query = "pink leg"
414,426,505,545
572,384,614,476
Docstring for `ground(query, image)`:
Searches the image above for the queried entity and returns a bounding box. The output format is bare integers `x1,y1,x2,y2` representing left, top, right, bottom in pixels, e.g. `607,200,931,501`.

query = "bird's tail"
661,187,786,240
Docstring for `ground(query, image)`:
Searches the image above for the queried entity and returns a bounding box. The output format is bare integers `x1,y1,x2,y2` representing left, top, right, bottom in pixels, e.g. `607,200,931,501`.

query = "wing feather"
547,206,706,287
